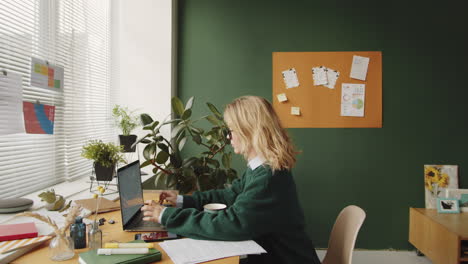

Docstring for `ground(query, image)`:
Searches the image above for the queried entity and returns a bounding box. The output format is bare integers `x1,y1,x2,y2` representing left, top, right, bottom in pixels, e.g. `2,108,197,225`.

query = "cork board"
272,51,382,128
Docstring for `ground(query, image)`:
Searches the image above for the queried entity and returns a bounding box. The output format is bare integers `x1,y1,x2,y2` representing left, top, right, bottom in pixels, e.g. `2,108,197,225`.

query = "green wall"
176,0,468,249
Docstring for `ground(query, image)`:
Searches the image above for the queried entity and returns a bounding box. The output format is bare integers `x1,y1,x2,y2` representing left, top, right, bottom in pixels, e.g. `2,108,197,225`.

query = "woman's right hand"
159,190,178,205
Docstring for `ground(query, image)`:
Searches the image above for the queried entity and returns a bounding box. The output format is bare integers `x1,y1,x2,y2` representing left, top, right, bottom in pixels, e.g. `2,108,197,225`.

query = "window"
0,0,113,199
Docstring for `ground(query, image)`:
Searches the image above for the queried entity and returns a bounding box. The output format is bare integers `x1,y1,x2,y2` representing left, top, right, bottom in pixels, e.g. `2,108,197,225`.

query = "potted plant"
112,105,140,152
81,140,125,181
134,96,237,194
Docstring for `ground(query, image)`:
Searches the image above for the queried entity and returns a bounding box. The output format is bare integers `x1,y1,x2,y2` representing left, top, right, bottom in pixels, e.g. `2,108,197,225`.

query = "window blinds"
0,0,113,199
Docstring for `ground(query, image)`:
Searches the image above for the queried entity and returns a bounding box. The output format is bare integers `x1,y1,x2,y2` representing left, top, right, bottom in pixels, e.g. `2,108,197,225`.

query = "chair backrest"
321,205,366,264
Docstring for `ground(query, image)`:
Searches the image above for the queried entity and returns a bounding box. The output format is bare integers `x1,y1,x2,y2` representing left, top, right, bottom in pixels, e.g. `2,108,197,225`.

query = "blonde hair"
224,96,297,170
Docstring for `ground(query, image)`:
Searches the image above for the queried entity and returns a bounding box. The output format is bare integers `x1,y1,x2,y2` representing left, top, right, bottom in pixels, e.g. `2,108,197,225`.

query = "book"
78,241,161,264
0,222,38,242
0,235,52,254
74,197,120,213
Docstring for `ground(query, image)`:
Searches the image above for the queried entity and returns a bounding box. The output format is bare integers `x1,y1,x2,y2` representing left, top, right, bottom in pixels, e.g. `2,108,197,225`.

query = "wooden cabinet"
409,208,468,264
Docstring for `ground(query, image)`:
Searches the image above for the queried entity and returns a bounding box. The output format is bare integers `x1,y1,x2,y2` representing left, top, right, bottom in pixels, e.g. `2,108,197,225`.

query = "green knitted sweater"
161,165,320,264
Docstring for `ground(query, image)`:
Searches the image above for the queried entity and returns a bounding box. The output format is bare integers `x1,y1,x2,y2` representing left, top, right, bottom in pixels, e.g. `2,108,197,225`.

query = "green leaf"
192,134,202,144
178,137,187,151
152,167,159,174
140,159,153,168
222,153,231,168
172,97,185,117
182,157,198,167
140,139,152,144
171,124,185,139
156,151,169,164
206,158,220,168
185,96,194,110
157,143,169,153
161,119,182,126
189,126,203,134
206,115,220,125
143,143,156,160
182,109,192,120
140,113,153,126
143,124,153,130
170,154,182,168
151,121,160,130
154,173,167,189
207,102,222,118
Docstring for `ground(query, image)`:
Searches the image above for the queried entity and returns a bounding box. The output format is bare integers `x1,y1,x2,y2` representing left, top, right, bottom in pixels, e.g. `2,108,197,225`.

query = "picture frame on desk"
436,197,460,213
445,188,468,212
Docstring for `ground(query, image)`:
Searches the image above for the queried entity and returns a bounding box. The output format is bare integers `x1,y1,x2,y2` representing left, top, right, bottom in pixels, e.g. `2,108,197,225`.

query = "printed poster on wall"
0,72,25,135
30,57,64,91
340,83,366,117
23,102,55,134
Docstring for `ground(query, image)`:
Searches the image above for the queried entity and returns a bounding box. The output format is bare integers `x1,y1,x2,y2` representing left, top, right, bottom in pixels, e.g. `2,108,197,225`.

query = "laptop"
117,160,165,231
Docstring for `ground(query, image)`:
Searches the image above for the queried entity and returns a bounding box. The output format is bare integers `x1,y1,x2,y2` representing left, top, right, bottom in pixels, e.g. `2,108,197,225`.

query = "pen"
97,248,149,255
159,193,167,205
104,243,154,248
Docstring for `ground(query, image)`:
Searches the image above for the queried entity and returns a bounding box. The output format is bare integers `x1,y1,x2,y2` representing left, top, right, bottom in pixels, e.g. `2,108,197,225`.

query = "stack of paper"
312,66,340,89
159,239,266,264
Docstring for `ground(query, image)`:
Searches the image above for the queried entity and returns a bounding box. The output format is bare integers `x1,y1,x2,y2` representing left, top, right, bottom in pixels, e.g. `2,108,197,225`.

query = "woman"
142,96,320,264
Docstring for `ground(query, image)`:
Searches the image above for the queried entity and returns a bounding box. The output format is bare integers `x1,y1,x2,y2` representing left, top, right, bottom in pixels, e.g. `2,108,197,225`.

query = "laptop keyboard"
129,211,159,228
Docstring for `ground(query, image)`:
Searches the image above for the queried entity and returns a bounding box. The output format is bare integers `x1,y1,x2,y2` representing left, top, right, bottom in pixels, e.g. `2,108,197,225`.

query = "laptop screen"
117,160,144,226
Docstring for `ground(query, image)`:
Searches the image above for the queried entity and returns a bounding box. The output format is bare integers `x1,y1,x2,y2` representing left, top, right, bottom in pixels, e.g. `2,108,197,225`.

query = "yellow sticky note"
277,93,288,102
291,107,301,116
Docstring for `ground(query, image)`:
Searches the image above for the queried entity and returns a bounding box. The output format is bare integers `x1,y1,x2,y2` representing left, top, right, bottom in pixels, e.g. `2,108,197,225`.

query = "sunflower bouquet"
424,165,449,195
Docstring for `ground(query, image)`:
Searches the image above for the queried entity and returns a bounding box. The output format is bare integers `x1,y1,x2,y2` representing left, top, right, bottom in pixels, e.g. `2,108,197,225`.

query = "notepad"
160,239,266,264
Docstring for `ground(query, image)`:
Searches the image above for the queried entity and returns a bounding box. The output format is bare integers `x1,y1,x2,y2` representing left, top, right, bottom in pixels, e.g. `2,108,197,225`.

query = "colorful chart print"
30,57,64,91
352,98,364,109
23,102,55,134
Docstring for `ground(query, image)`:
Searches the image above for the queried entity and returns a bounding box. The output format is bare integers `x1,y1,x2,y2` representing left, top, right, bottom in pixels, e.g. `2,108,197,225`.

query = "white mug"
203,203,226,214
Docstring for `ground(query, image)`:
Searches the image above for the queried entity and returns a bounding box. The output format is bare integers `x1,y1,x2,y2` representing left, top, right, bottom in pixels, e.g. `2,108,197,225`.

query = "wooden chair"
322,205,366,264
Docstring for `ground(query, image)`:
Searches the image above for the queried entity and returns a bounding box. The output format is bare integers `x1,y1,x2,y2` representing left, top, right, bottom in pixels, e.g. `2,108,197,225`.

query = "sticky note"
277,93,288,102
350,55,370,81
291,107,301,116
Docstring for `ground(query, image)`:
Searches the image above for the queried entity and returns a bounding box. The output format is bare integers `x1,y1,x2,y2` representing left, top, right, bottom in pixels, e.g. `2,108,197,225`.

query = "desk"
12,191,239,264
409,207,468,264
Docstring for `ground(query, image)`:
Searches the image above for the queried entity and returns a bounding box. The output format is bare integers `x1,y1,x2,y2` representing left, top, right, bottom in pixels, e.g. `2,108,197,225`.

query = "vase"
48,235,74,261
88,221,102,250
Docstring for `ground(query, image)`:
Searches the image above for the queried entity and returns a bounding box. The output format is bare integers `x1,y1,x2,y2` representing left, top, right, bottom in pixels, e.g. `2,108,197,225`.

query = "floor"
316,249,433,264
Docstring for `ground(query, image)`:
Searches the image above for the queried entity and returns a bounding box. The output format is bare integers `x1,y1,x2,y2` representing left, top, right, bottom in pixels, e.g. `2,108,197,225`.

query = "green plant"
112,105,140,135
81,140,125,167
135,96,237,194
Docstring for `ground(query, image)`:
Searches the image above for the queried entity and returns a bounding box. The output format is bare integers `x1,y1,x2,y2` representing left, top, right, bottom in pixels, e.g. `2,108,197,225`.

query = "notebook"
117,160,165,231
0,222,38,242
78,240,161,264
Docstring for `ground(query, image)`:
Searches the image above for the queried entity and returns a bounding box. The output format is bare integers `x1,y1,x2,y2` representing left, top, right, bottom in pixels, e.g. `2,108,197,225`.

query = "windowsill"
0,173,152,224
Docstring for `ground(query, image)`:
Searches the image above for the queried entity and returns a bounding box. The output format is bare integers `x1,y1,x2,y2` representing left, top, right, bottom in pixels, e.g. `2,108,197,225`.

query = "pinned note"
277,93,288,102
350,55,370,81
282,68,300,89
291,107,301,116
340,83,365,117
312,66,328,86
325,68,340,89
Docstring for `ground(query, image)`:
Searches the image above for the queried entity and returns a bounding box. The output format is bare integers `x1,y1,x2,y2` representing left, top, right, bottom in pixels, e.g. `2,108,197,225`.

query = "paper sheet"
350,55,370,81
160,239,266,264
312,66,328,86
23,102,55,134
30,57,64,91
340,83,366,117
325,68,340,89
276,93,288,102
0,72,25,135
281,68,300,89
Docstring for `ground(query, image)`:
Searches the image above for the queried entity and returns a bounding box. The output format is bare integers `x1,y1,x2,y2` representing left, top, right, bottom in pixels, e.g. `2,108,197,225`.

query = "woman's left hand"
141,200,164,223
